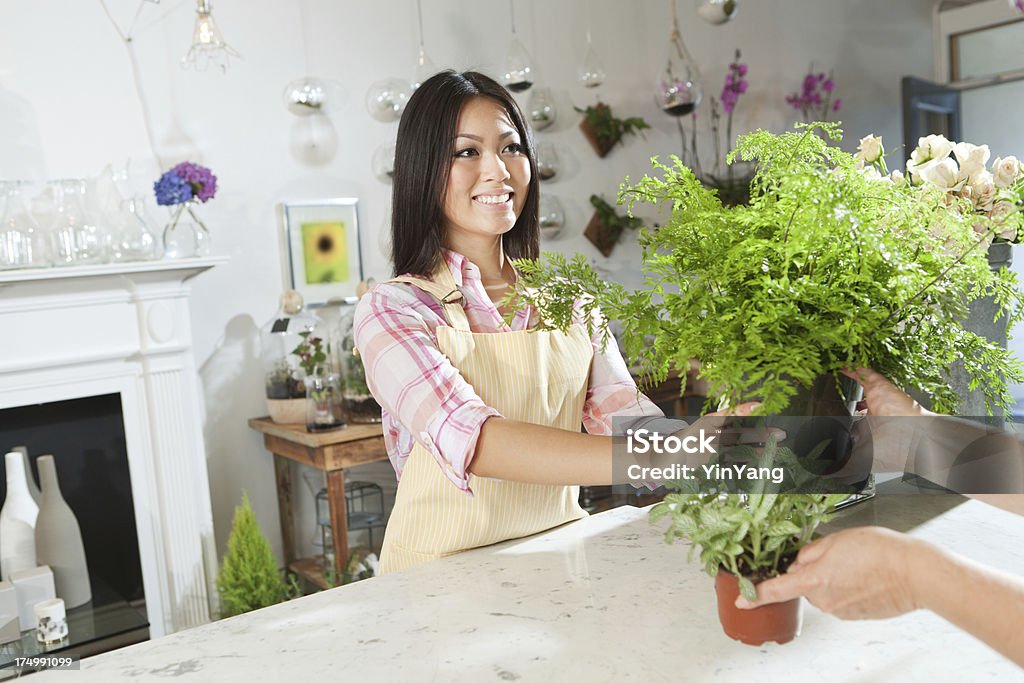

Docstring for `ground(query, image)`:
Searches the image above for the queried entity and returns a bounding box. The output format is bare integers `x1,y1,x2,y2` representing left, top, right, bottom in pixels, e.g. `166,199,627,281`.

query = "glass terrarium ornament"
502,0,534,92
335,300,383,424
282,77,327,116
372,143,397,182
578,28,606,89
657,0,702,117
261,290,321,424
696,0,740,25
365,78,412,122
538,195,565,239
527,87,556,131
0,181,48,270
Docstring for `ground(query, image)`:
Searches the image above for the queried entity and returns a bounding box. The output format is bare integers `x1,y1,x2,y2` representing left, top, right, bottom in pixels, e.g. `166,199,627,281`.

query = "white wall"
0,0,935,567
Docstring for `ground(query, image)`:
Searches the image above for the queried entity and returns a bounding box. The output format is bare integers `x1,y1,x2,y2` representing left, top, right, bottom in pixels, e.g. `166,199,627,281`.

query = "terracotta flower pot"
714,571,802,645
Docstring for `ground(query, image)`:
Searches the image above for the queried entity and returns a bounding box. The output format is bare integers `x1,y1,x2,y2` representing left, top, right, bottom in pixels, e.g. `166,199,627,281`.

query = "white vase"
34,455,91,608
0,451,40,580
9,446,42,507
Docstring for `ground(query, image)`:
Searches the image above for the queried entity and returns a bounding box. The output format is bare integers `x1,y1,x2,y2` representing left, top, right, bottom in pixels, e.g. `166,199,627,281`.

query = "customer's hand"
735,526,932,619
842,367,934,417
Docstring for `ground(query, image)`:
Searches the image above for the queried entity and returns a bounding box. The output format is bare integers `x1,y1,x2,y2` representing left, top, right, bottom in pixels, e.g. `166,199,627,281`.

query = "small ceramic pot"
714,570,801,645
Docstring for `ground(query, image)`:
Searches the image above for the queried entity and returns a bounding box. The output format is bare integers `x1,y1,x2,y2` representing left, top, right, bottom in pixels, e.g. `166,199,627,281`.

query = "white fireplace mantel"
0,256,227,638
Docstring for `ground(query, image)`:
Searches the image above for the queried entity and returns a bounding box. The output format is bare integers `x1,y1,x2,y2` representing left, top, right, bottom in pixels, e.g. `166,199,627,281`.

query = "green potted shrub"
511,122,1024,416
217,492,289,618
576,102,650,158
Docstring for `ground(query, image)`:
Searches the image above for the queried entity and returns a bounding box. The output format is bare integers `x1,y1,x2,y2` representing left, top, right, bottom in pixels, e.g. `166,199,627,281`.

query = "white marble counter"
35,493,1023,681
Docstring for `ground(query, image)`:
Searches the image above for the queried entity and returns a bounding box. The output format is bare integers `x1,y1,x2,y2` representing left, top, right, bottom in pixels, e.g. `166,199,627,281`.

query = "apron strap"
386,263,471,332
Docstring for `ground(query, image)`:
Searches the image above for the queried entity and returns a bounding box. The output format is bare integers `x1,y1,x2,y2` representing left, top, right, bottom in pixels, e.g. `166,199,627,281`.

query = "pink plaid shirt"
354,249,672,494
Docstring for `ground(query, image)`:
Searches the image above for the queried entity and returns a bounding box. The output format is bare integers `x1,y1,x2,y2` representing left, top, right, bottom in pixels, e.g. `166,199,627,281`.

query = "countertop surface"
35,492,1023,681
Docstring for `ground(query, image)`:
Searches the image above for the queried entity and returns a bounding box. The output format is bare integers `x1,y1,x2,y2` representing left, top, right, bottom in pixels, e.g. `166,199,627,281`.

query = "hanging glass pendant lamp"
656,0,702,116
181,0,241,72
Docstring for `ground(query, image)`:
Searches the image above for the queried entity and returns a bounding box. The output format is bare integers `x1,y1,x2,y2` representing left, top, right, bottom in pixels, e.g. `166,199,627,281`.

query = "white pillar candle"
34,598,68,644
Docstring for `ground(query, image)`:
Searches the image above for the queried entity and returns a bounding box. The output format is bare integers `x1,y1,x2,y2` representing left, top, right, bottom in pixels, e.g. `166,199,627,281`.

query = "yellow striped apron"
378,263,592,574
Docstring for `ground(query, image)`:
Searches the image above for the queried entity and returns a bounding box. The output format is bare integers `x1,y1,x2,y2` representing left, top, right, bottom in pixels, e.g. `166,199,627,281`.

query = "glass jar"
49,179,107,266
163,201,211,259
0,181,48,270
260,291,322,424
335,301,383,424
305,369,346,432
527,87,557,131
109,195,161,262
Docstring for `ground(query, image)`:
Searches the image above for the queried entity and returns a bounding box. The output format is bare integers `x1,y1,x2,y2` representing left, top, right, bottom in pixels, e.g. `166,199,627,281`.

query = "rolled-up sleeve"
354,285,500,494
581,310,688,437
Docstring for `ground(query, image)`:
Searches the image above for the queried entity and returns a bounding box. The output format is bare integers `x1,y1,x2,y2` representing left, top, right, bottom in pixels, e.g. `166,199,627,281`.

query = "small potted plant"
583,195,644,257
650,479,846,644
576,103,650,158
293,331,346,432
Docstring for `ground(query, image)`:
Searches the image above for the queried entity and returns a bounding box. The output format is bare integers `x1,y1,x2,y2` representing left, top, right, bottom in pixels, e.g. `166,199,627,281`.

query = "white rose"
918,157,963,191
953,142,991,180
970,170,996,212
907,134,954,176
859,166,885,182
854,134,884,164
890,169,905,184
991,200,1019,241
992,156,1023,188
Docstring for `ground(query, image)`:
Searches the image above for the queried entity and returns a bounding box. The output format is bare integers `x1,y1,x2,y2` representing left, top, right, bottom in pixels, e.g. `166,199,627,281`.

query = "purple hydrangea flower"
153,162,218,206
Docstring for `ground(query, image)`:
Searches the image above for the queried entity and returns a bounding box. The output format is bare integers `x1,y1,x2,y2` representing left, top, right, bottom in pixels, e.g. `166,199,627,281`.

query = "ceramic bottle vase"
0,451,40,580
10,446,42,506
34,455,91,608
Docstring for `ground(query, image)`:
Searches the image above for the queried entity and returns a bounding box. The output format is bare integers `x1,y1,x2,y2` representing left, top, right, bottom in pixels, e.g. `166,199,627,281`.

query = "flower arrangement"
510,122,1024,415
1013,0,1024,14
785,70,841,122
153,161,218,206
857,133,1024,243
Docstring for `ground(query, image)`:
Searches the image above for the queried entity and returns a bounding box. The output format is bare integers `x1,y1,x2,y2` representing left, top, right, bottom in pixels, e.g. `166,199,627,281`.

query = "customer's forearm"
469,417,613,485
914,544,1024,668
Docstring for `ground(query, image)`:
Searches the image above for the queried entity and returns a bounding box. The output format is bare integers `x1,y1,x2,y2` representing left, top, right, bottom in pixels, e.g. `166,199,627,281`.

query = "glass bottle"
0,181,48,270
260,290,321,424
305,369,346,432
335,300,383,424
578,31,606,89
49,179,107,266
110,195,160,262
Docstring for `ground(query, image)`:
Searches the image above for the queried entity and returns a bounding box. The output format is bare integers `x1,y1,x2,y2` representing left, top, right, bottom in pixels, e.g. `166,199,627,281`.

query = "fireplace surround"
0,257,225,638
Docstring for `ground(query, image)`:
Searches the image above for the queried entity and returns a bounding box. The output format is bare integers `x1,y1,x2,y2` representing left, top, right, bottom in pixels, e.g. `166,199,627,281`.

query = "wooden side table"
248,417,388,588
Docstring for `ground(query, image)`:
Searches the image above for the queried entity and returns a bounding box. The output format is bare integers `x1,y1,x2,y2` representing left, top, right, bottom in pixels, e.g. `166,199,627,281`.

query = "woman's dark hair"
391,70,539,277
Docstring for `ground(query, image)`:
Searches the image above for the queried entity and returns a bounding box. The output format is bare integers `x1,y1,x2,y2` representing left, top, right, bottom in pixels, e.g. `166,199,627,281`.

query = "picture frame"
280,198,363,304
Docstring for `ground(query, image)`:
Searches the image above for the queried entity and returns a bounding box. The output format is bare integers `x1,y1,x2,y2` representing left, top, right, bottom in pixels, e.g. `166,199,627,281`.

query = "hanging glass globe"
283,78,327,116
365,78,412,122
656,30,702,116
696,0,740,25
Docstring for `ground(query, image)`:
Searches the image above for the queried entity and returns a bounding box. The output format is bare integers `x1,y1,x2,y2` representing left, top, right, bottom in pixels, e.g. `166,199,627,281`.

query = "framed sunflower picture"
280,198,363,303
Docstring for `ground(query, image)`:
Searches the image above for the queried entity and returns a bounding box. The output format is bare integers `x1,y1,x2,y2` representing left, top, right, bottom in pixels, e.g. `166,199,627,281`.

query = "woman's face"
441,96,531,244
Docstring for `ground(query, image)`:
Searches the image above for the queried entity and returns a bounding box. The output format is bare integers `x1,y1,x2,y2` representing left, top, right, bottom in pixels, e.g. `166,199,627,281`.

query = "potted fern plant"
511,122,1024,416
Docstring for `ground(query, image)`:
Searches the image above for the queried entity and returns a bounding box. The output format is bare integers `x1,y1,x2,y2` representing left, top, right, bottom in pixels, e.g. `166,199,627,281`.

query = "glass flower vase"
305,369,346,432
163,202,211,259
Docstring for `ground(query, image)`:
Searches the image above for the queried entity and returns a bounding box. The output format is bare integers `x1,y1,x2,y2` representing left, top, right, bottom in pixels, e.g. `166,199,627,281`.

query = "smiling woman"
352,70,755,575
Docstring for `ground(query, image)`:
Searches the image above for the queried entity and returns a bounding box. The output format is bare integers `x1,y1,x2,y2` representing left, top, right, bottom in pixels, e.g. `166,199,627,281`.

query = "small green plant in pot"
583,195,644,257
649,435,848,645
576,102,650,158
